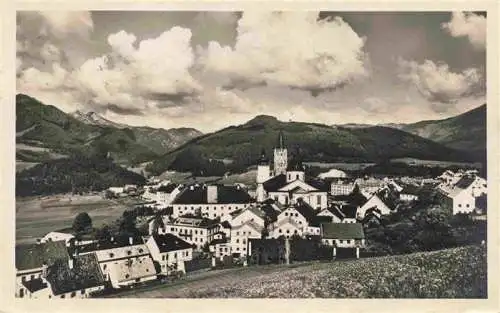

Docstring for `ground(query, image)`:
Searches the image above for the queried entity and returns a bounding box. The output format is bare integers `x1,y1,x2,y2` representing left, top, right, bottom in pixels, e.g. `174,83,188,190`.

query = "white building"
142,183,183,208
146,233,193,275
171,184,254,220
230,221,263,257
77,238,157,289
318,168,347,180
356,194,393,219
154,216,221,250
354,177,387,195
440,175,488,215
330,178,356,196
230,206,266,228
40,231,75,244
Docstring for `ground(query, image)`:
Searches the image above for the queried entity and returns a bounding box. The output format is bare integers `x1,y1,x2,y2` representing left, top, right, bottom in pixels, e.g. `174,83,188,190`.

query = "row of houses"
16,233,195,299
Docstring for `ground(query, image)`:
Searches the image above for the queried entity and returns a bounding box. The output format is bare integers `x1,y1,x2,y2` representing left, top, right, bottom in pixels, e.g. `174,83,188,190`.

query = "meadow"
111,245,486,298
16,194,139,244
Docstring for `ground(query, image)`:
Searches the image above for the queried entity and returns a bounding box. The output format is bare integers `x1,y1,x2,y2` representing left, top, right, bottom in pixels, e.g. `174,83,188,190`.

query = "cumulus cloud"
17,11,94,72
442,12,486,50
199,12,368,94
397,58,483,108
18,25,203,116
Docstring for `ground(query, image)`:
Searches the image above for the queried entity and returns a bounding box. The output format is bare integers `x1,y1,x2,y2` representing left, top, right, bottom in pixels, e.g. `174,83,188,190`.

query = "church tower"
256,149,270,203
273,131,288,176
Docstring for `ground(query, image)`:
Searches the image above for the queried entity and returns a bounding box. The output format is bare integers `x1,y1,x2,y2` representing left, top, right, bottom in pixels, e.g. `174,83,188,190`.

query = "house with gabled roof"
230,220,263,257
146,233,193,276
320,223,366,259
317,206,344,223
399,184,420,202
44,253,106,299
230,206,266,228
356,194,393,219
15,241,70,298
76,237,157,289
269,217,303,239
440,174,488,215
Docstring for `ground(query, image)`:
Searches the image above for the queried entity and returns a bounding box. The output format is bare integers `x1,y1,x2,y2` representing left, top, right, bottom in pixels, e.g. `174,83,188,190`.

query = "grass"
15,194,137,244
109,245,486,298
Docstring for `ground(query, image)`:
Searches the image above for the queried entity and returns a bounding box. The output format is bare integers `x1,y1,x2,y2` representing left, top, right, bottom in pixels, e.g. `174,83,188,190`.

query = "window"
103,264,107,270
236,247,240,251
61,294,65,299
138,248,144,253
162,255,165,261
458,204,462,207
21,276,26,282
296,174,299,180
71,292,76,298
200,238,203,242
236,231,240,236
171,227,174,231
31,275,35,280
295,213,298,217
242,239,246,244
294,230,298,234
339,240,343,244
174,253,177,258
466,204,470,208
19,289,24,298
317,195,321,204
286,230,290,234
195,230,198,235
127,250,132,255
285,213,288,216
279,229,282,233
236,239,239,243
243,247,246,251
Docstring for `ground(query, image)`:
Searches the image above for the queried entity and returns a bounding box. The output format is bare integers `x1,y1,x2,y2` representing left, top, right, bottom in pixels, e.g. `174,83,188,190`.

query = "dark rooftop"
75,236,144,254
263,174,287,192
22,278,48,293
16,241,69,271
220,221,232,229
321,223,365,239
339,204,358,219
172,185,253,205
152,233,193,253
157,183,178,193
455,176,476,190
46,253,105,296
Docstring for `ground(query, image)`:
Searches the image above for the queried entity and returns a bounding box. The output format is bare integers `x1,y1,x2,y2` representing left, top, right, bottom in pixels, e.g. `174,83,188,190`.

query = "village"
15,133,488,299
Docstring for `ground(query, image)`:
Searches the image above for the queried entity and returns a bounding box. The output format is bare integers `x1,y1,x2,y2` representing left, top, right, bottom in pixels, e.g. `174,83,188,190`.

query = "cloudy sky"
16,11,486,132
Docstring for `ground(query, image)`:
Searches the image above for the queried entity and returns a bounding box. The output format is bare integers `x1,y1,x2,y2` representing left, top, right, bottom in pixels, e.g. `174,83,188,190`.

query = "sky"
16,11,486,132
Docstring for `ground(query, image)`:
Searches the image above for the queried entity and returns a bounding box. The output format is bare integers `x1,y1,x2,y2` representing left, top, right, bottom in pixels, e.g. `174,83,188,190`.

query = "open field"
109,245,486,298
390,158,483,168
16,194,141,244
304,162,376,170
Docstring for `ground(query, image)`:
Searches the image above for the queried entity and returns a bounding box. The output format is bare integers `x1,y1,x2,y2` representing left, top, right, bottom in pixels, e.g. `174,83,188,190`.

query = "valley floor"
15,194,142,244
104,245,486,298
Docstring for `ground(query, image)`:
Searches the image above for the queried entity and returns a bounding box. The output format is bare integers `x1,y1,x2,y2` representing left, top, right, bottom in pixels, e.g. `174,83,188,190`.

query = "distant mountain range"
16,93,486,184
399,104,486,152
16,94,202,166
337,104,486,152
146,110,484,176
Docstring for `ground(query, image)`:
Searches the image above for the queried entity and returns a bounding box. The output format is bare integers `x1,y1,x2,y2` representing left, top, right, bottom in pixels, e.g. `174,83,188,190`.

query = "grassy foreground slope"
116,245,486,298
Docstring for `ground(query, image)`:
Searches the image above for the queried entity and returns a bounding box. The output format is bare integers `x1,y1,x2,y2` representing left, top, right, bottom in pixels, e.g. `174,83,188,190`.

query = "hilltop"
146,114,479,176
400,104,486,152
16,94,202,166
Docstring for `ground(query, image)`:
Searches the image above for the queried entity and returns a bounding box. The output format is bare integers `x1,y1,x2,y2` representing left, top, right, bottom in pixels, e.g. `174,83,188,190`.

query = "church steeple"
278,130,285,149
273,131,288,176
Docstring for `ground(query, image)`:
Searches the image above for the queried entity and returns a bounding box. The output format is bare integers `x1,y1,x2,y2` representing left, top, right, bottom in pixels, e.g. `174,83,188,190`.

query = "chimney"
129,237,133,245
207,185,218,204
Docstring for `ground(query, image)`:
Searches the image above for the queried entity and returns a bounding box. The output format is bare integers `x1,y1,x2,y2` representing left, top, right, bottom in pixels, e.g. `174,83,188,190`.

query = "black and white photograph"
11,9,493,301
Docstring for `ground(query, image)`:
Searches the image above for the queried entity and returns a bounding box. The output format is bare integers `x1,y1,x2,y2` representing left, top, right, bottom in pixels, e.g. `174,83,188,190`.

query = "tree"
95,225,112,241
72,212,92,233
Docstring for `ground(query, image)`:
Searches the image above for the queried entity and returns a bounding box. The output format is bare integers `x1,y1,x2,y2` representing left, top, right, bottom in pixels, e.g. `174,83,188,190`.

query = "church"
255,132,329,210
